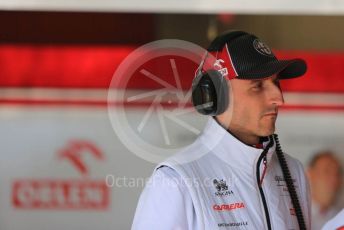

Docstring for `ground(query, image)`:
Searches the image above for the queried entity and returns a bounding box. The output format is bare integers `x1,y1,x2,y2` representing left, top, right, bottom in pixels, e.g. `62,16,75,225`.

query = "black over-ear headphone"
191,31,247,116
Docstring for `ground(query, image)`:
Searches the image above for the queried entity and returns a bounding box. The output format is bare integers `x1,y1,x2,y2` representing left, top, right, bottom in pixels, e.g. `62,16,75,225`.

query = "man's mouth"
264,113,277,116
263,110,278,117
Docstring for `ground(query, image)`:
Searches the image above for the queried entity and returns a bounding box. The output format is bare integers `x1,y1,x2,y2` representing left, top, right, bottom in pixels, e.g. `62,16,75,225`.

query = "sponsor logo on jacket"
275,175,299,196
218,221,248,227
213,202,245,211
213,179,234,196
275,175,296,186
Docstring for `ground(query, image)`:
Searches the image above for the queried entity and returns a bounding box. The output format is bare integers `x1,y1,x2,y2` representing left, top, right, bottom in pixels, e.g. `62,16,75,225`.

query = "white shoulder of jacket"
322,208,344,230
131,166,196,230
283,152,312,229
282,153,308,178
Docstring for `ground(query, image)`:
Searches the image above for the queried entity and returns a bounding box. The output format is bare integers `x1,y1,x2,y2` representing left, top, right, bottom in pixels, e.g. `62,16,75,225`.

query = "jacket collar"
200,117,276,169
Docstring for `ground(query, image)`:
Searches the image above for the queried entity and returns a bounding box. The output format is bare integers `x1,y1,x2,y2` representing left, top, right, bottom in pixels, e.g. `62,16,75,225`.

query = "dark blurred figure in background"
307,150,343,230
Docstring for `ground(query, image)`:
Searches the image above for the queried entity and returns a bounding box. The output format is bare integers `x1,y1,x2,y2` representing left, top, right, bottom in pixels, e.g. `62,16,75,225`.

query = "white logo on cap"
214,59,228,77
253,39,273,57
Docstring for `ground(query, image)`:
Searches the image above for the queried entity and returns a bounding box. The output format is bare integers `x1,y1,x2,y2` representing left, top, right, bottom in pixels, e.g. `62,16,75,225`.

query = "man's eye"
253,82,263,89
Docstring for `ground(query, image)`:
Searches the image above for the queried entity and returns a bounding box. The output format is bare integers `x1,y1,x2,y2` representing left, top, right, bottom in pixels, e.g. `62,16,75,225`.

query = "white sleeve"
295,159,312,230
322,209,344,230
131,166,195,230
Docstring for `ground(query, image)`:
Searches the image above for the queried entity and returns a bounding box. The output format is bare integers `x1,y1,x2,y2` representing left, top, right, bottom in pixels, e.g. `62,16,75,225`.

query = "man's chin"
259,126,275,137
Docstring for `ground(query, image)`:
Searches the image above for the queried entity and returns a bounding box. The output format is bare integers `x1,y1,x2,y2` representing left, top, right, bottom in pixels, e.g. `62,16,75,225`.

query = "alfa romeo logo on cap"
253,39,273,57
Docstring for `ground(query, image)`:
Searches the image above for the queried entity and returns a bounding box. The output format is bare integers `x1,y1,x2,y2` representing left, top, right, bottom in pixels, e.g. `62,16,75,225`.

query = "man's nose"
270,84,284,106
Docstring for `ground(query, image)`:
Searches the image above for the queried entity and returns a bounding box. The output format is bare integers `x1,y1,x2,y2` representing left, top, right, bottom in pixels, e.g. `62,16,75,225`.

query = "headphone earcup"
192,70,229,116
191,31,246,116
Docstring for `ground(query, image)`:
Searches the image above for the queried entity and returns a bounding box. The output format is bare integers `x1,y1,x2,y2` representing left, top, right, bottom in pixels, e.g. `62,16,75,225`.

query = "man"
307,151,343,230
132,31,311,229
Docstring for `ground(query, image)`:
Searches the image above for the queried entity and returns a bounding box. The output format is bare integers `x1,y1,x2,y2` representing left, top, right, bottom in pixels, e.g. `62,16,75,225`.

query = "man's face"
307,155,343,207
224,74,284,138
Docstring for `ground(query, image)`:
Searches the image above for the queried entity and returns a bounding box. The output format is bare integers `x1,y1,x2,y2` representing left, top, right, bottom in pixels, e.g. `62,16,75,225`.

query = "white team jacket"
132,117,311,230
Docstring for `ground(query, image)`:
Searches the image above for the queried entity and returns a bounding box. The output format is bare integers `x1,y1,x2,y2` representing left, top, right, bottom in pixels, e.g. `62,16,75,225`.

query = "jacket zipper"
256,138,274,230
259,156,268,186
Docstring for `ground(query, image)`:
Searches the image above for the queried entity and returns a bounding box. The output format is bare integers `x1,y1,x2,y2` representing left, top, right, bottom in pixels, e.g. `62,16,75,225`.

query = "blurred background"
0,0,343,229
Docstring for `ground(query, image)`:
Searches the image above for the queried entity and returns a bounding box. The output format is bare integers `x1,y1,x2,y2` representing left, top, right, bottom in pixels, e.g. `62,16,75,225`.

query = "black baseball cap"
207,30,307,80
